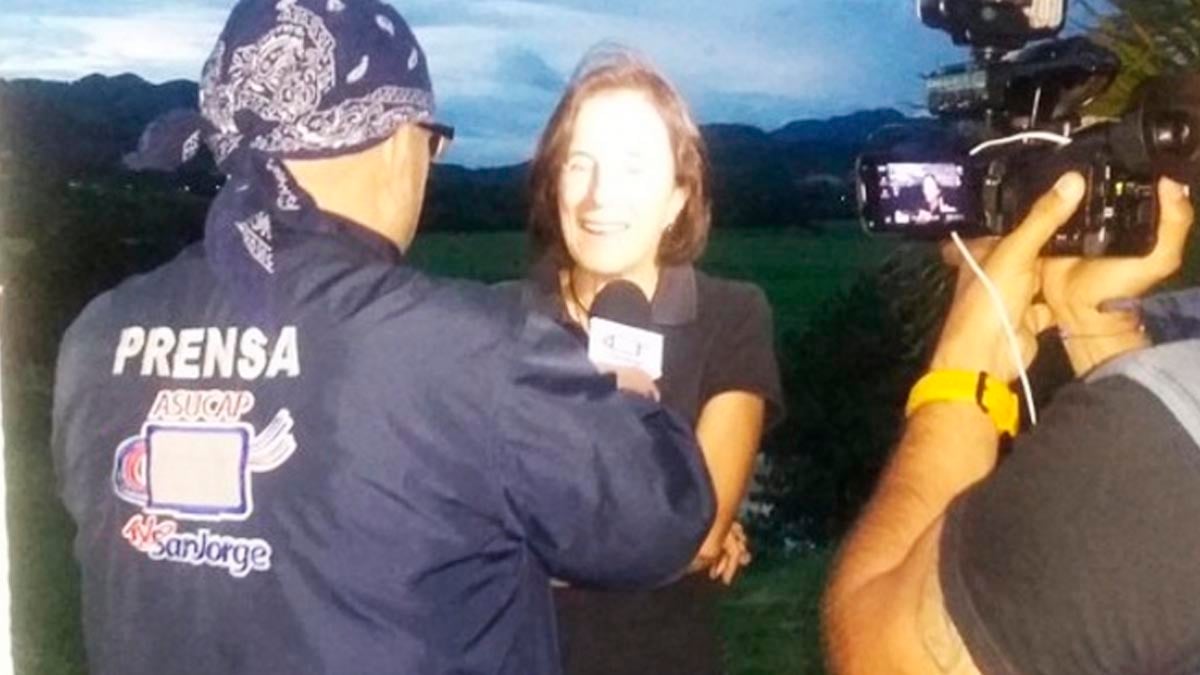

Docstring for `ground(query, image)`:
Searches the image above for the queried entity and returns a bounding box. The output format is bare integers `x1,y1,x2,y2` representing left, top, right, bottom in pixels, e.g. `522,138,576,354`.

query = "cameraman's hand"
930,173,1087,381
1041,178,1194,375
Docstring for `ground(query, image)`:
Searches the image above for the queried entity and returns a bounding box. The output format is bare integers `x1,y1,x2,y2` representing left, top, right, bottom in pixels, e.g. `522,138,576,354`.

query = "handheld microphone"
587,280,664,380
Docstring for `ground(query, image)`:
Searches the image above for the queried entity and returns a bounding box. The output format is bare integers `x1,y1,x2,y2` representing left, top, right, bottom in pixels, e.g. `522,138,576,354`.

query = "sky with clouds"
0,0,1100,166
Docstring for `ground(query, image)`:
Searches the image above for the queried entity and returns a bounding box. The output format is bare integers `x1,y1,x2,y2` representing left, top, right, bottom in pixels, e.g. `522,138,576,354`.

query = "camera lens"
1150,112,1197,157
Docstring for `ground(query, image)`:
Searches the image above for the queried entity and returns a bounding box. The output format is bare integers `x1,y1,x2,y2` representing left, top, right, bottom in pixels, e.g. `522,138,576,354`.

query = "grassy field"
6,227,891,675
409,225,899,338
719,551,832,675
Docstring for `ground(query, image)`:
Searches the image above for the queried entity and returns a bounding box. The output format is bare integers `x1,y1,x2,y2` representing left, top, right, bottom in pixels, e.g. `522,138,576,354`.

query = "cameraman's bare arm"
825,176,1089,674
823,403,993,675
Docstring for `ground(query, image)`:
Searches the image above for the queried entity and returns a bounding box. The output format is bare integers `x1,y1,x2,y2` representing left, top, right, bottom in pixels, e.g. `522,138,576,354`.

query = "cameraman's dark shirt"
940,374,1200,675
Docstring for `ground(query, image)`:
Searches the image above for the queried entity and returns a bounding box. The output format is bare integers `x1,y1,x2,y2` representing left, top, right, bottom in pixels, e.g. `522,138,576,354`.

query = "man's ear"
376,124,429,196
380,126,409,174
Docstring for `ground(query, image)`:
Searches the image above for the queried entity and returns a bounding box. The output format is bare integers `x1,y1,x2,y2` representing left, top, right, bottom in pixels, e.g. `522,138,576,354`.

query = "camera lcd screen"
872,162,970,229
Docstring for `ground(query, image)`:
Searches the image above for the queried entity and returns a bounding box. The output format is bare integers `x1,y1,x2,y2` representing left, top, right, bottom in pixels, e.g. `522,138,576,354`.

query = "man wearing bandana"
51,1,715,674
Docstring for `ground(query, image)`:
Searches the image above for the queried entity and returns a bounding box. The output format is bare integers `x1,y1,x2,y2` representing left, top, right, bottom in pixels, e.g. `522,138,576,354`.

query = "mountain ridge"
0,73,922,231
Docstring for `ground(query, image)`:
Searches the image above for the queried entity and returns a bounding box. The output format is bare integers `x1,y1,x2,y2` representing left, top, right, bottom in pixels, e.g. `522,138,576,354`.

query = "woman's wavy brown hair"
527,44,711,268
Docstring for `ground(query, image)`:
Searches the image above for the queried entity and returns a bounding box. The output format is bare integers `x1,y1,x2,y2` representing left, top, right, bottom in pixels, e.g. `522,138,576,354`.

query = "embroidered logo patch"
114,388,297,577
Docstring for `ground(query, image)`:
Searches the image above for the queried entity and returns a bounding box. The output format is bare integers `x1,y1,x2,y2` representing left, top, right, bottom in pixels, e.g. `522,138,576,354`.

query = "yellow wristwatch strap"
905,369,1020,436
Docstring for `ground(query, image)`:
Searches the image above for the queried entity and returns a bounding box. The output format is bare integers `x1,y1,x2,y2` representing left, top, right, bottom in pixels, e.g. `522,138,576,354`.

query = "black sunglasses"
418,121,455,160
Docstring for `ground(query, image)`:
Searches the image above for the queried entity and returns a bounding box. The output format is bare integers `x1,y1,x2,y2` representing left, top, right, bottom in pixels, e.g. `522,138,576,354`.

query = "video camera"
857,0,1200,256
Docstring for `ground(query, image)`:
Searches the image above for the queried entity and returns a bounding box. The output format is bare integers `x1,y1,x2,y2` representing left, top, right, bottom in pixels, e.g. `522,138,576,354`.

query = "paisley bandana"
125,0,443,322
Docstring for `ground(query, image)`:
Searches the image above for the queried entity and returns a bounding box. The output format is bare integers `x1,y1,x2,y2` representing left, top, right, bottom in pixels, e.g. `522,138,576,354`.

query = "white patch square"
145,425,251,519
587,318,664,380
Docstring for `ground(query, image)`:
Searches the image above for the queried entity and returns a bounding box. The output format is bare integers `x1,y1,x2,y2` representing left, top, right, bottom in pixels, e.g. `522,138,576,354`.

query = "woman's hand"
707,521,752,586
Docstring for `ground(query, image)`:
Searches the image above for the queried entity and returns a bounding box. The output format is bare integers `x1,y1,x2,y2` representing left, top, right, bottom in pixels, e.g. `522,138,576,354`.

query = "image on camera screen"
876,162,968,228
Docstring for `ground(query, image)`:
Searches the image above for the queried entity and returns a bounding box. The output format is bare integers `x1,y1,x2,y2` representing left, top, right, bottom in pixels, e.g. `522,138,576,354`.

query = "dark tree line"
752,249,954,547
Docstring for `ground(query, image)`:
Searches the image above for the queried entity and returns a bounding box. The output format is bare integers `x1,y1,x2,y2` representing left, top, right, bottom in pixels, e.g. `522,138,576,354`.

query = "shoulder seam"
1089,340,1200,450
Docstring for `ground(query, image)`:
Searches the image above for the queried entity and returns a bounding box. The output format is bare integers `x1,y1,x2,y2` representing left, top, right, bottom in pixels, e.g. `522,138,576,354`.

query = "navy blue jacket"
52,223,715,675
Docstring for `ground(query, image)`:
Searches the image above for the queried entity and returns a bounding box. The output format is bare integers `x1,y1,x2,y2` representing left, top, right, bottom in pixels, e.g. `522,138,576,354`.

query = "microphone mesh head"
589,280,652,329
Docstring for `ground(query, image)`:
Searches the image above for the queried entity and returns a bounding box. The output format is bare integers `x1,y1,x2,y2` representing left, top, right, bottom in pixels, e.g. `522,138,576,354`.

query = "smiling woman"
528,44,710,309
556,89,690,288
514,44,784,675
